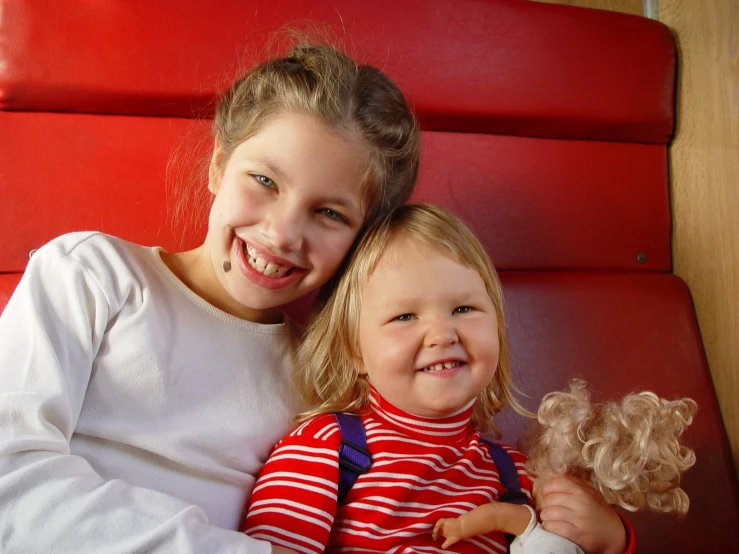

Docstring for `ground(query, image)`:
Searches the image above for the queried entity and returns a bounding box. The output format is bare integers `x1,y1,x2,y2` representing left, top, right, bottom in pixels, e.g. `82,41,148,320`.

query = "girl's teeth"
244,245,292,278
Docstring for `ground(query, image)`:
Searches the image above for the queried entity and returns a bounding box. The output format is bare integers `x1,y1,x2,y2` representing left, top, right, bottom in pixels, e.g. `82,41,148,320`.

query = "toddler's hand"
432,518,463,548
539,475,627,554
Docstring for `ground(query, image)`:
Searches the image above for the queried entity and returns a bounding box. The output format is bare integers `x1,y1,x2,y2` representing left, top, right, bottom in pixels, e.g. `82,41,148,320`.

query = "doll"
433,379,697,554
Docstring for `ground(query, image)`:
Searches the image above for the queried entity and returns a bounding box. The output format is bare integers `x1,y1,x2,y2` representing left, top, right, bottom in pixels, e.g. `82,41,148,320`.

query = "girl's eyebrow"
250,155,361,216
251,156,289,181
324,195,360,213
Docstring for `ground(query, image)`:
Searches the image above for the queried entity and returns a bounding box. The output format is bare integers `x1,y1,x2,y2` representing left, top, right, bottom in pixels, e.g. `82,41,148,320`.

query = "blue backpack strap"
481,439,529,506
334,413,372,505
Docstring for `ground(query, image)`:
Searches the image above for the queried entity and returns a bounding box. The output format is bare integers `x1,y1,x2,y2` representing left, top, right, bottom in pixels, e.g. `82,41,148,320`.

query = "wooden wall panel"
659,0,739,473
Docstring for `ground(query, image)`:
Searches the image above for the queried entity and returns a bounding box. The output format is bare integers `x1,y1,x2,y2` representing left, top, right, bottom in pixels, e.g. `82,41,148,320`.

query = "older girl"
0,43,419,554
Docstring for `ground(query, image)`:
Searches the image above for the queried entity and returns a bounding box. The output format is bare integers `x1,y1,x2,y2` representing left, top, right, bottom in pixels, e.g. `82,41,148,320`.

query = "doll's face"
356,237,500,417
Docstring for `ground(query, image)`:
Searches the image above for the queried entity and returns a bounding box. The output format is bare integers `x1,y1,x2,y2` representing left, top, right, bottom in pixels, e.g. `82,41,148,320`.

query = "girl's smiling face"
198,112,366,323
356,236,500,418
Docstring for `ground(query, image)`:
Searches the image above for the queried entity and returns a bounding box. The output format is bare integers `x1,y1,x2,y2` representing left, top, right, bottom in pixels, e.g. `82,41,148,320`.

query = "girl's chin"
220,285,297,323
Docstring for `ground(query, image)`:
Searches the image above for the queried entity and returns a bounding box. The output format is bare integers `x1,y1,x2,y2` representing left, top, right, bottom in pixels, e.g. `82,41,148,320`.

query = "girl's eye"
317,207,349,225
254,174,276,189
394,313,414,322
453,306,472,314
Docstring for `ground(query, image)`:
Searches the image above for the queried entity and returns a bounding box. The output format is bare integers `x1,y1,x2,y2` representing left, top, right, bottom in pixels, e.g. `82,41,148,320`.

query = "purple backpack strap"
481,439,529,506
334,413,372,505
482,439,529,549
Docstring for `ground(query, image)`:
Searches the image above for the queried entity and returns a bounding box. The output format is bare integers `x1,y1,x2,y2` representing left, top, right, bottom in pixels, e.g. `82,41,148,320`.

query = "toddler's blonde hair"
295,203,530,435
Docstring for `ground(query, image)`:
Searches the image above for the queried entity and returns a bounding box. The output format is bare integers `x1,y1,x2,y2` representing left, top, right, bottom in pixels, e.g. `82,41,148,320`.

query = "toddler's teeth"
423,361,462,372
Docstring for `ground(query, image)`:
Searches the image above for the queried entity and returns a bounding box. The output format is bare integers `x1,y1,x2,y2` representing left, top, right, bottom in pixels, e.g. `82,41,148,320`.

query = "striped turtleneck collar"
366,385,476,444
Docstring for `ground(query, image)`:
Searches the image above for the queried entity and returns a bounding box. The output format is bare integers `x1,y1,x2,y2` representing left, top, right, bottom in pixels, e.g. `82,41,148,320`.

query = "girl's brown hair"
169,41,420,248
213,42,420,228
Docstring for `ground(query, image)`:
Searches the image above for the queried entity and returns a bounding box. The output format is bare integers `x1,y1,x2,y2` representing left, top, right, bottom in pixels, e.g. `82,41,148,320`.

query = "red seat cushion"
501,271,739,552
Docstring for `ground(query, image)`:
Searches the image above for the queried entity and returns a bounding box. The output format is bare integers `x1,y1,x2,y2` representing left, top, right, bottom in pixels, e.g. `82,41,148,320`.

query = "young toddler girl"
243,203,634,554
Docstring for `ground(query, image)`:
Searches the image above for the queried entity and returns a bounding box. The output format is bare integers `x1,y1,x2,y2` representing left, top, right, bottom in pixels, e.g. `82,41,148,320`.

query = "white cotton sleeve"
0,240,271,554
510,505,585,554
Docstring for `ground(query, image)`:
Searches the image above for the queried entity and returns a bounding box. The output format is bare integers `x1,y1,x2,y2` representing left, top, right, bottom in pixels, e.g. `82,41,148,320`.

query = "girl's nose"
261,200,305,252
424,318,459,348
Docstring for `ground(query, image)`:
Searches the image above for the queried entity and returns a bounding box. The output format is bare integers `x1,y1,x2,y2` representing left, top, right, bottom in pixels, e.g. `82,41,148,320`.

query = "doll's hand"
538,475,627,554
432,518,463,548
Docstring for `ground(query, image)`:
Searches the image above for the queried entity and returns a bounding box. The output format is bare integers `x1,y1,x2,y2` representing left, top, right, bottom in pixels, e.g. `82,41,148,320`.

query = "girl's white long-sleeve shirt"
0,232,300,553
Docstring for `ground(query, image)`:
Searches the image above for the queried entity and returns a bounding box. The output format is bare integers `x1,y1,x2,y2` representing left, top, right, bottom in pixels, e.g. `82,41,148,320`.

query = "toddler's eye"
318,208,349,224
394,314,414,322
254,174,276,189
453,306,472,314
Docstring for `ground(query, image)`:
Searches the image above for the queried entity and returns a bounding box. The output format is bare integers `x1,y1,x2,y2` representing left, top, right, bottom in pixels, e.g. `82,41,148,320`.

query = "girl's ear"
208,144,224,194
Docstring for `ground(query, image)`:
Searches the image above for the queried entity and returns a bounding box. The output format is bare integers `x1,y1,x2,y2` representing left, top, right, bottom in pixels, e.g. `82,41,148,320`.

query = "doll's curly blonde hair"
526,380,696,517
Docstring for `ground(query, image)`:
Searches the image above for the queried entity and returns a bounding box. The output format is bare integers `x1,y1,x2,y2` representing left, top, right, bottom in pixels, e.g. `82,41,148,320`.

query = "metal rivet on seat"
637,253,647,264
29,249,38,259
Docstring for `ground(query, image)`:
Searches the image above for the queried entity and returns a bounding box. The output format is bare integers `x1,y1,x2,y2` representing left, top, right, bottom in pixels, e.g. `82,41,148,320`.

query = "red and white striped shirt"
243,389,533,554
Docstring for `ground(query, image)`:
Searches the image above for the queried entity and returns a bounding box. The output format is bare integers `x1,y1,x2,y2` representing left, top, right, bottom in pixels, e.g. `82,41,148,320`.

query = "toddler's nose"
424,318,459,348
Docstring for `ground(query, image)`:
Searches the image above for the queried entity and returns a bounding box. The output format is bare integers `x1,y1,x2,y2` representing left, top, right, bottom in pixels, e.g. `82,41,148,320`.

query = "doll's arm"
432,502,533,548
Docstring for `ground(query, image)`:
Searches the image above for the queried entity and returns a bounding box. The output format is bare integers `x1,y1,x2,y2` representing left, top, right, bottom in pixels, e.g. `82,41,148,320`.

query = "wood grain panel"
660,0,739,473
530,0,643,16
